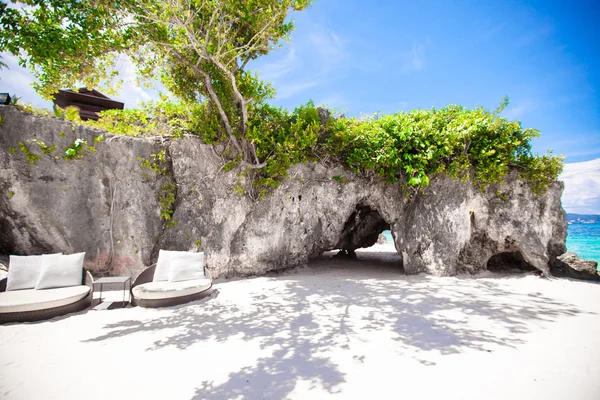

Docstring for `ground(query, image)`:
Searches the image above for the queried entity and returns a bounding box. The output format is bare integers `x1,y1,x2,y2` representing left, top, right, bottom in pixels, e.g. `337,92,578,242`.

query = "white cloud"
258,47,299,82
308,30,347,73
501,101,537,120
560,158,600,214
252,23,349,104
399,41,430,74
315,93,348,110
410,43,426,71
108,54,156,108
276,79,321,100
562,147,600,159
0,52,159,110
0,52,52,109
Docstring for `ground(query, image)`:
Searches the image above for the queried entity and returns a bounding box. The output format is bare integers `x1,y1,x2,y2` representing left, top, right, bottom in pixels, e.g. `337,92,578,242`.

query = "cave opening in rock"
331,203,400,261
308,203,403,273
486,251,537,273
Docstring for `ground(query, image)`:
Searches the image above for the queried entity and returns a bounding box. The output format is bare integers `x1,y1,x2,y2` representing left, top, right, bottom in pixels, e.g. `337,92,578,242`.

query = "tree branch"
168,48,244,157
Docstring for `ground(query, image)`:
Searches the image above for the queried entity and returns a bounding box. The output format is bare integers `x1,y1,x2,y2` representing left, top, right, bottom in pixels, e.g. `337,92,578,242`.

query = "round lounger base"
0,270,94,324
0,293,93,324
131,285,213,308
131,263,214,308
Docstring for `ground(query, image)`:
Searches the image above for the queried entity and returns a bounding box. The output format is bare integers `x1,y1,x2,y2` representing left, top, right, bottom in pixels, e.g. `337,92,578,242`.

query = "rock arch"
334,203,390,254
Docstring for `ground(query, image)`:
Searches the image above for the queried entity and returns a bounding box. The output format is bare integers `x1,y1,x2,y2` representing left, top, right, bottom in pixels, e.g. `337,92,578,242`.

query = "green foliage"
18,142,41,165
7,148,16,153
233,181,245,195
10,94,21,106
515,151,564,195
28,138,57,155
165,219,179,228
87,98,563,198
53,105,64,118
246,100,327,198
139,150,168,175
89,99,206,138
332,175,349,184
158,179,176,222
0,1,133,98
63,138,89,160
61,134,103,160
54,105,81,122
64,106,81,122
326,104,563,194
7,191,15,198
91,108,151,136
12,100,53,117
1,0,312,169
139,151,178,223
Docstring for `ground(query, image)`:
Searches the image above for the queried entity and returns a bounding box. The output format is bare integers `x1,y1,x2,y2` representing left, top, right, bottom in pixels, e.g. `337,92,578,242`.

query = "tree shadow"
82,253,590,399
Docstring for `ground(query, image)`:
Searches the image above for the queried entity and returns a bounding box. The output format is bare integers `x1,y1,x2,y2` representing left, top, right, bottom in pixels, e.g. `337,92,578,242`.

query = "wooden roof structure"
53,88,124,120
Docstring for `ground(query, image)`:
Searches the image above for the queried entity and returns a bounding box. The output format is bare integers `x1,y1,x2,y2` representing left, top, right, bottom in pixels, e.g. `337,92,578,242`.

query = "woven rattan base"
0,270,94,324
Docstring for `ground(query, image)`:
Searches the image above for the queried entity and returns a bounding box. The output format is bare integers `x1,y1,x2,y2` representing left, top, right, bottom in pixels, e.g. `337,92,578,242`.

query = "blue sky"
247,0,600,163
2,0,598,161
1,0,599,211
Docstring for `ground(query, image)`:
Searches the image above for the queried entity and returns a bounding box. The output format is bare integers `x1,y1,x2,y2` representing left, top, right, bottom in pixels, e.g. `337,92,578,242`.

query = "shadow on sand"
82,251,590,399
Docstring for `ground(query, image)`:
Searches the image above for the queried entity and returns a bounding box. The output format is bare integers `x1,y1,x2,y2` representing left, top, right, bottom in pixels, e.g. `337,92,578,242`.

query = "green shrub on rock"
326,104,563,194
63,98,567,198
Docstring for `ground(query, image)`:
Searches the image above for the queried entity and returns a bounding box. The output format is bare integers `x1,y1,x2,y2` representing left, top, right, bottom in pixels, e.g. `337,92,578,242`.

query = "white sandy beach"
1,244,599,400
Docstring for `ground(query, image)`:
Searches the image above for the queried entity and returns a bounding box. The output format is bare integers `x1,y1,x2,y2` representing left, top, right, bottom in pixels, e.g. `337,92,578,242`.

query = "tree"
0,0,312,168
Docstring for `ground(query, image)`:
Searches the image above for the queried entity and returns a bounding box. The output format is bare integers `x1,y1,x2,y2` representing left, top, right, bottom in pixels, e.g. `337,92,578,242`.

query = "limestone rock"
0,106,166,276
0,257,7,281
0,106,571,280
551,252,600,281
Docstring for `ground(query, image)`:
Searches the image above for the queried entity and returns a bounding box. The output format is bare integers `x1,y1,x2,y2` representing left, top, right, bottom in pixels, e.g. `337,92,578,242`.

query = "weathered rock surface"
0,106,570,279
550,252,600,281
0,107,167,275
0,257,7,281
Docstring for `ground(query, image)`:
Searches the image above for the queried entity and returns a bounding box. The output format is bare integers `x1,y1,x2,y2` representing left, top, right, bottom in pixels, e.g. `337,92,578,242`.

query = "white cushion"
168,253,205,282
35,253,85,290
7,254,61,291
132,278,212,300
153,250,205,282
152,250,172,282
0,286,90,313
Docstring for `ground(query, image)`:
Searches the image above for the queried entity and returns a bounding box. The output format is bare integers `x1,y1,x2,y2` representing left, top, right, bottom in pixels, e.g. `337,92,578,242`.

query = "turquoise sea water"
381,231,393,243
566,223,600,266
381,225,600,268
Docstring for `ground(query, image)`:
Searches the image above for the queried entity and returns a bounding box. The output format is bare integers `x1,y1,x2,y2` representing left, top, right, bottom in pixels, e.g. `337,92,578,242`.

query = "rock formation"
0,257,7,281
550,252,600,281
0,106,570,279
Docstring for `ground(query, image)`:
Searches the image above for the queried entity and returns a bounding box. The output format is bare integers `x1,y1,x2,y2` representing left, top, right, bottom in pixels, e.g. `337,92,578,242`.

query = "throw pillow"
35,252,85,290
168,252,205,282
152,249,172,282
6,254,61,291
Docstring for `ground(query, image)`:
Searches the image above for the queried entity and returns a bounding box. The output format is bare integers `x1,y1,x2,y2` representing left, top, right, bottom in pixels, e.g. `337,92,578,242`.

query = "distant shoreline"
566,213,599,224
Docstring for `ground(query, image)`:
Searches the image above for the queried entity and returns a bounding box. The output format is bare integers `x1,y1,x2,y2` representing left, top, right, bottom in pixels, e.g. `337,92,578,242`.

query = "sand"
1,244,599,400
